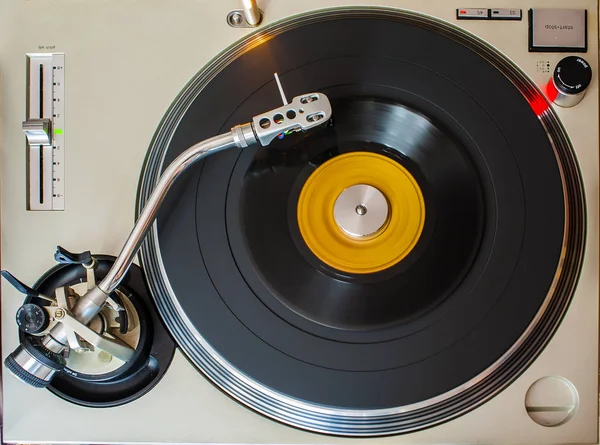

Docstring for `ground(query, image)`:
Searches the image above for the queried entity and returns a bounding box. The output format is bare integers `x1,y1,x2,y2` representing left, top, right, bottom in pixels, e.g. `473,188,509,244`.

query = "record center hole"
274,114,284,124
355,204,367,216
286,110,297,119
259,118,271,129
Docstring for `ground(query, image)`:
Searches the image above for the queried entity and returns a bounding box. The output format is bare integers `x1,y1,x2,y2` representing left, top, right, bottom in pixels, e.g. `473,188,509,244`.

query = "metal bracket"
54,287,87,352
252,92,332,146
227,9,264,28
52,284,126,356
47,305,135,362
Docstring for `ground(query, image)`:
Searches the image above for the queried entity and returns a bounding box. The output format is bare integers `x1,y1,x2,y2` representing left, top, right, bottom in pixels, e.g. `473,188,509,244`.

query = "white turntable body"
1,0,598,443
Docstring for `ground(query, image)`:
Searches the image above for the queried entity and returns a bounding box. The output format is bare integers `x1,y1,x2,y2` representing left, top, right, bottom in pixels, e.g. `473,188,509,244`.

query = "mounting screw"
54,308,65,319
229,12,243,26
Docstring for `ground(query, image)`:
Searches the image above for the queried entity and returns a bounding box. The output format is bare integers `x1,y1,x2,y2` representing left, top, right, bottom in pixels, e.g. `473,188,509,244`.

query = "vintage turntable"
1,0,598,443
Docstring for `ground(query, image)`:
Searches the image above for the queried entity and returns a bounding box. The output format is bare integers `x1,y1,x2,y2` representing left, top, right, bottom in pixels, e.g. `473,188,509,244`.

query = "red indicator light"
527,93,550,116
546,79,559,103
460,9,467,14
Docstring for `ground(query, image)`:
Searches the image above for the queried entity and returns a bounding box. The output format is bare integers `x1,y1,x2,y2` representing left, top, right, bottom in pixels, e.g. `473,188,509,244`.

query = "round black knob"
551,56,592,107
16,303,49,334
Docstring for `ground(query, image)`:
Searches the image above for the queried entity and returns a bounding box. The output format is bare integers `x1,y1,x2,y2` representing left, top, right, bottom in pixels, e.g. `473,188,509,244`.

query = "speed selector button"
547,56,592,107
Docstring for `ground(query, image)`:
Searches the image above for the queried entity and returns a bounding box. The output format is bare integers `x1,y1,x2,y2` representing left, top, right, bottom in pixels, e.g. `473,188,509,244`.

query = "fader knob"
548,56,592,107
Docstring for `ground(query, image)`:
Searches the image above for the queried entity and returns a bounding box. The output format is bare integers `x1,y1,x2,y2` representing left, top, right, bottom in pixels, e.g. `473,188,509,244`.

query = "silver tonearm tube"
6,90,332,388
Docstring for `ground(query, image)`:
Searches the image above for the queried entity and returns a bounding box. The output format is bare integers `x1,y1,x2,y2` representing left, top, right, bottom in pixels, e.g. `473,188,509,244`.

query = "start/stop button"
529,9,587,52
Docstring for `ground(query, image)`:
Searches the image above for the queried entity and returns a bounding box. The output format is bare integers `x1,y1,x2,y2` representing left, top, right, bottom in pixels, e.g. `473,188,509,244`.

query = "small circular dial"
16,303,49,334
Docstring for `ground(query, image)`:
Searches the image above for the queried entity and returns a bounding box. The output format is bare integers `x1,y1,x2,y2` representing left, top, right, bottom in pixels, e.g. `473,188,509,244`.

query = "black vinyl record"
138,8,585,436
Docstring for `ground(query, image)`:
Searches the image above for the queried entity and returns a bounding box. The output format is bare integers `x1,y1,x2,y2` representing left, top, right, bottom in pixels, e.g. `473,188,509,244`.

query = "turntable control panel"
23,53,65,211
1,1,598,444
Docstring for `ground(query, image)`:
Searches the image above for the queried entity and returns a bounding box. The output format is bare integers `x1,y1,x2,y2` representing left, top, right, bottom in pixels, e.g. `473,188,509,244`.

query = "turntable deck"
0,0,598,443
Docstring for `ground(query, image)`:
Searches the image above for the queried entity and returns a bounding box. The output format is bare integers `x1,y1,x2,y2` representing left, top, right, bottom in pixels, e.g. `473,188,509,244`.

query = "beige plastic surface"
0,0,598,443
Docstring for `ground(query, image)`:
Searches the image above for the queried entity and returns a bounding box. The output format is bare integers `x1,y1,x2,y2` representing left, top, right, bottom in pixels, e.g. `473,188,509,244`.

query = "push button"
490,8,522,20
529,9,587,52
457,8,489,19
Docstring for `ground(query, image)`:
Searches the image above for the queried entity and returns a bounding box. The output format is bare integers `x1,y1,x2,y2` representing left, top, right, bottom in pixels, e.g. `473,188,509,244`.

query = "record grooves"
137,7,585,436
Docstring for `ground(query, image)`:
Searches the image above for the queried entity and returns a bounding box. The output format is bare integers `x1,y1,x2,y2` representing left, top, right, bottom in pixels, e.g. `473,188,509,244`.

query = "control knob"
548,56,592,107
16,303,49,334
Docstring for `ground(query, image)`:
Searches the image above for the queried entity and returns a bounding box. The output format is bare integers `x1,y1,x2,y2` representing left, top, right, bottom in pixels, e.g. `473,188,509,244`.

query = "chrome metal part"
72,285,109,323
44,285,109,348
41,334,65,353
105,296,124,312
227,9,263,28
84,262,124,311
10,344,56,381
84,258,97,291
333,184,389,238
46,307,135,362
22,118,52,145
55,287,85,351
29,295,136,364
67,284,141,375
228,11,243,26
252,93,332,146
98,132,237,295
227,0,262,28
231,123,257,148
552,76,588,107
242,0,262,26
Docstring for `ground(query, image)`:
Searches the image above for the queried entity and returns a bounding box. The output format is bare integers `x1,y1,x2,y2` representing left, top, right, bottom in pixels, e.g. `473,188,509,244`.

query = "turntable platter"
138,8,585,436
